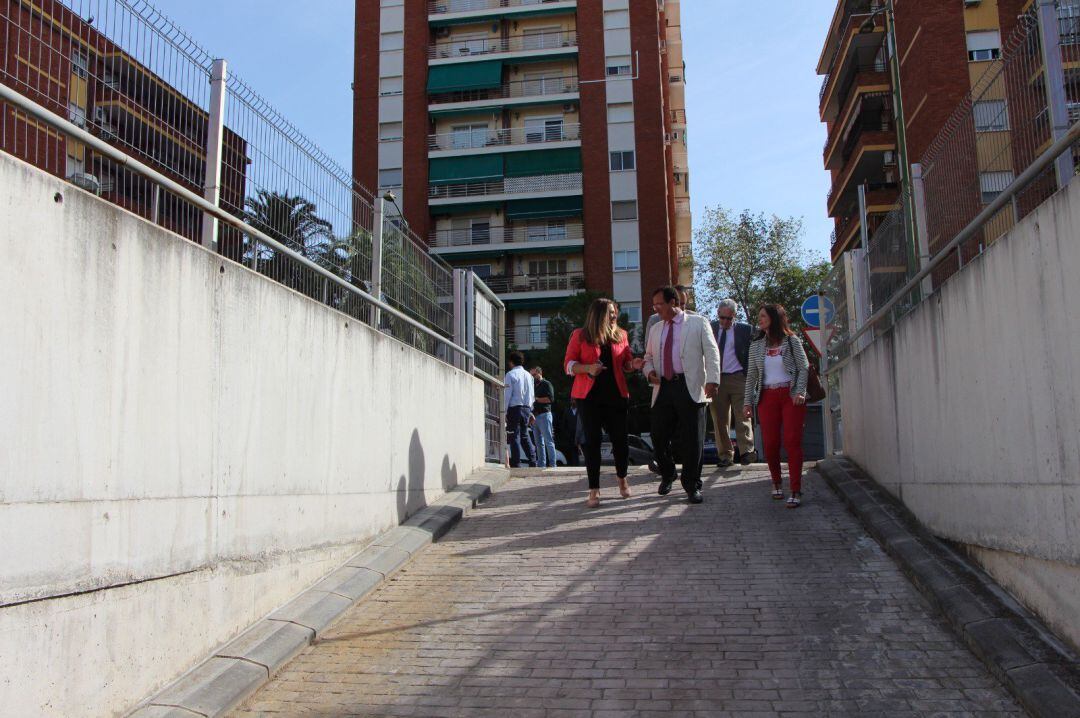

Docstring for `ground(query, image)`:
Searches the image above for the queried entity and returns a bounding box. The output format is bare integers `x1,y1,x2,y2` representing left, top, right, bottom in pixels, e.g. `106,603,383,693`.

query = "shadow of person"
441,455,459,492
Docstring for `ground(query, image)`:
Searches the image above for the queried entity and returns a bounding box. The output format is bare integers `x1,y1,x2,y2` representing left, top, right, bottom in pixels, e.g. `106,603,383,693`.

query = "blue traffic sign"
801,295,836,328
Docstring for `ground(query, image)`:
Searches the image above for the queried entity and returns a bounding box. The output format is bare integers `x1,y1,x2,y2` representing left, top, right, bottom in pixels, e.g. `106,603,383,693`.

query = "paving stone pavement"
233,467,1024,717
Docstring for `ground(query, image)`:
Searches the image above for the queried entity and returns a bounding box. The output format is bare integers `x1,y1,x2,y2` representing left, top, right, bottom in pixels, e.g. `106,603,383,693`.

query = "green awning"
505,196,583,220
503,148,582,177
429,154,504,185
427,60,503,93
429,201,502,216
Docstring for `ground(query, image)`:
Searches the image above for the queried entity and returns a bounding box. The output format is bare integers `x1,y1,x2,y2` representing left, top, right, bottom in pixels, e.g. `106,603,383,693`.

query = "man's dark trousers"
650,376,707,494
507,405,536,467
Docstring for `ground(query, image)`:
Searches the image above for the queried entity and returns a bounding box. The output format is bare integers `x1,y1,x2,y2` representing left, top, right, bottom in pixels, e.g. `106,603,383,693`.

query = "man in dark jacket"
710,299,758,467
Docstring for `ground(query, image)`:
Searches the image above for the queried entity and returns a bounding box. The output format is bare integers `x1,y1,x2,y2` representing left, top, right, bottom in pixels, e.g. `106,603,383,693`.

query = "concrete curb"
816,458,1080,718
128,466,510,718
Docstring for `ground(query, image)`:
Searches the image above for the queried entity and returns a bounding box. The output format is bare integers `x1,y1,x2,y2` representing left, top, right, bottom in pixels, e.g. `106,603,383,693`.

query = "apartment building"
817,0,1041,263
0,0,247,252
353,0,692,350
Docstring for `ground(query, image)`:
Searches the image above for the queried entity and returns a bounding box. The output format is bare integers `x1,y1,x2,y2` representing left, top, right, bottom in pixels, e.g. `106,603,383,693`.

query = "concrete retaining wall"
839,176,1080,650
0,154,486,716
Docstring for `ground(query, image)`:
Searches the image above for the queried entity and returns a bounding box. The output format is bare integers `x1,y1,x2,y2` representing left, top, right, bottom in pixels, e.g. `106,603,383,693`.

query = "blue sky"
155,1,835,257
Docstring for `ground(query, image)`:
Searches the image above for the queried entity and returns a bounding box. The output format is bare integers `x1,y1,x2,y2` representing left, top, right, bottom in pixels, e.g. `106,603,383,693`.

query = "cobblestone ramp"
233,467,1023,717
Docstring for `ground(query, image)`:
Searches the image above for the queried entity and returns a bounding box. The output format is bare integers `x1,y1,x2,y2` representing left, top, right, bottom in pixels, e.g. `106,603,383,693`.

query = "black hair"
652,286,679,304
508,351,525,367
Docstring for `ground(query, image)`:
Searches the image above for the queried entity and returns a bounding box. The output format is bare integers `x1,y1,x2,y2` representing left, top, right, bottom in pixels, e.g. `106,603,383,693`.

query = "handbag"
788,336,826,402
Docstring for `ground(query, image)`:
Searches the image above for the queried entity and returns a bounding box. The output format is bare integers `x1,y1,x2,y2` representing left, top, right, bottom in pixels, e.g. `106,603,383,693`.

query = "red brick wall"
629,1,674,302
402,3,431,240
352,0,380,197
577,0,613,296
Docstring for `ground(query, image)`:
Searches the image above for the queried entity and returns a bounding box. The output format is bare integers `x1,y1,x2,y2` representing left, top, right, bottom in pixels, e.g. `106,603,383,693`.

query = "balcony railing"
825,110,893,160
429,172,582,200
819,8,885,103
429,30,577,59
429,222,584,248
428,0,571,15
509,325,549,345
484,271,585,295
429,75,579,105
428,123,581,151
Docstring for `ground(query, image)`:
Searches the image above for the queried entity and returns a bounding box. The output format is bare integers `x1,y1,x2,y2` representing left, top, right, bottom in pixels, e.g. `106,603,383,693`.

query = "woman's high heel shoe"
618,477,631,499
586,492,600,509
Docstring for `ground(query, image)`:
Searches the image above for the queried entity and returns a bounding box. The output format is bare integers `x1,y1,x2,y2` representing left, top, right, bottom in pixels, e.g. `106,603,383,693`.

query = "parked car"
627,433,654,466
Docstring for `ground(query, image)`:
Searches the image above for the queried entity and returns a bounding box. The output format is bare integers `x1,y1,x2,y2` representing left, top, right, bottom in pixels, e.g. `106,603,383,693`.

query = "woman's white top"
763,347,793,385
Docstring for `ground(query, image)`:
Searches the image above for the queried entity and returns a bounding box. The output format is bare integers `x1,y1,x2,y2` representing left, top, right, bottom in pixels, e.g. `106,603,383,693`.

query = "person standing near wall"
710,299,757,467
530,365,557,468
565,298,644,508
504,351,537,469
743,304,810,508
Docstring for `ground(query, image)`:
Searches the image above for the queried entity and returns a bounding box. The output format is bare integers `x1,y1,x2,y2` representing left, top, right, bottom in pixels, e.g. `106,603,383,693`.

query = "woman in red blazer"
564,298,644,508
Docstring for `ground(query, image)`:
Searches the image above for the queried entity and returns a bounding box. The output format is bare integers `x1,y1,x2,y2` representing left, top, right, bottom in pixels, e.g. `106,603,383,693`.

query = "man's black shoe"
658,476,675,496
740,451,758,466
718,457,733,468
688,490,704,504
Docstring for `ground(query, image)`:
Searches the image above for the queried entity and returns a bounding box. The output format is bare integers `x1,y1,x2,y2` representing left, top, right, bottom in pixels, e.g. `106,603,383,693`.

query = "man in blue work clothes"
504,351,537,468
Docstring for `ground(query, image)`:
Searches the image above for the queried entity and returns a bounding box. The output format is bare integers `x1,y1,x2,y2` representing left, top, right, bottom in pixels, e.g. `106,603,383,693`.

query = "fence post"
1037,0,1073,190
818,292,835,457
857,184,870,252
201,58,227,251
453,269,468,371
847,248,872,355
371,197,385,329
910,163,935,299
466,271,477,375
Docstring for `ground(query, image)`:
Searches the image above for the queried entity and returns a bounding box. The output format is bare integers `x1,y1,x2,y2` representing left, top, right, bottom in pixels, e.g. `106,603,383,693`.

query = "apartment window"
606,55,633,77
378,168,403,188
603,10,630,30
527,219,566,242
381,0,404,6
528,314,548,344
669,74,682,83
611,200,638,221
467,264,492,280
613,249,640,271
379,76,403,96
378,121,403,141
1062,0,1080,45
522,26,561,51
68,103,87,128
967,31,1001,61
607,102,634,123
620,302,642,324
380,32,404,51
525,117,565,143
451,123,489,149
980,171,1014,203
974,100,1009,132
610,150,636,171
71,51,88,79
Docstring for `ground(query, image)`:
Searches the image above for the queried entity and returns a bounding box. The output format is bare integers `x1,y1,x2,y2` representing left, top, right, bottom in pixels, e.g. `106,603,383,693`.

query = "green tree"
749,260,832,336
244,190,335,298
692,206,809,320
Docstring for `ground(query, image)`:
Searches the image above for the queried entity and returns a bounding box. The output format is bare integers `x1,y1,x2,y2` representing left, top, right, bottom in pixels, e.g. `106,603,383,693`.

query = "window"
609,150,635,171
603,10,630,30
606,55,633,77
450,123,490,149
524,117,564,143
68,103,87,128
468,264,492,280
607,102,634,123
967,30,1001,61
669,74,682,83
381,32,404,51
1062,0,1080,45
378,168,403,188
528,314,548,344
379,76,403,96
613,249,639,271
527,219,566,242
378,121,403,141
620,302,642,324
611,200,637,221
980,171,1014,203
71,51,88,79
522,26,561,51
974,100,1009,132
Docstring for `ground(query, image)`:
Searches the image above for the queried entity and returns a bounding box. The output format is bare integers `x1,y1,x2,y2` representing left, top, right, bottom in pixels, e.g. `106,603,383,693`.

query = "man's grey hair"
717,299,739,316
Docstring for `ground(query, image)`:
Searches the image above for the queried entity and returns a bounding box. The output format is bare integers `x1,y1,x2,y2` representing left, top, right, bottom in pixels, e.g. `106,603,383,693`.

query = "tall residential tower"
354,0,692,349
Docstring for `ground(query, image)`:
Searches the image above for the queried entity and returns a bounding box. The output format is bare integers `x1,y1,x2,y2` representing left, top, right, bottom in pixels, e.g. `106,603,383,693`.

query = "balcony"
429,172,582,205
428,123,581,155
484,270,585,298
428,0,577,23
818,0,885,74
429,222,585,255
829,182,900,258
827,126,897,217
429,30,577,64
818,13,887,121
428,75,579,113
508,325,549,348
825,109,893,169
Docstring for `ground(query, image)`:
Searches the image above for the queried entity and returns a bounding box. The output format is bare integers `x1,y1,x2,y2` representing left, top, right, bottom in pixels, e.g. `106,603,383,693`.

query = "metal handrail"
0,83,472,360
428,123,581,151
428,30,578,59
429,172,582,199
827,118,1080,375
429,223,584,247
428,0,571,14
428,75,579,105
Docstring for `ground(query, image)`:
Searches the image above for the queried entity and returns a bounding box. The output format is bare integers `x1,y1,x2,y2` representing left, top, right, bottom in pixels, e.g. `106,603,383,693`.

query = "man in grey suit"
710,299,758,467
643,286,722,504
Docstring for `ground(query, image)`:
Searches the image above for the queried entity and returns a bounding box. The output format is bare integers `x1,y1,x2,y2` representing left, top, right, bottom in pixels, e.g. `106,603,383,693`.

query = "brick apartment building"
0,0,246,253
353,0,693,351
817,0,1077,265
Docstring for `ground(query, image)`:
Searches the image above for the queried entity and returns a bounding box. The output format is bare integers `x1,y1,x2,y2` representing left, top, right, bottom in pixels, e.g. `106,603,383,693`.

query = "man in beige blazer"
643,286,722,503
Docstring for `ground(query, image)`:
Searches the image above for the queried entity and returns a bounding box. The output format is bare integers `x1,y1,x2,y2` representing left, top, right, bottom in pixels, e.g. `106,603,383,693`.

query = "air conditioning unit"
883,150,897,166
69,172,102,195
562,102,576,112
